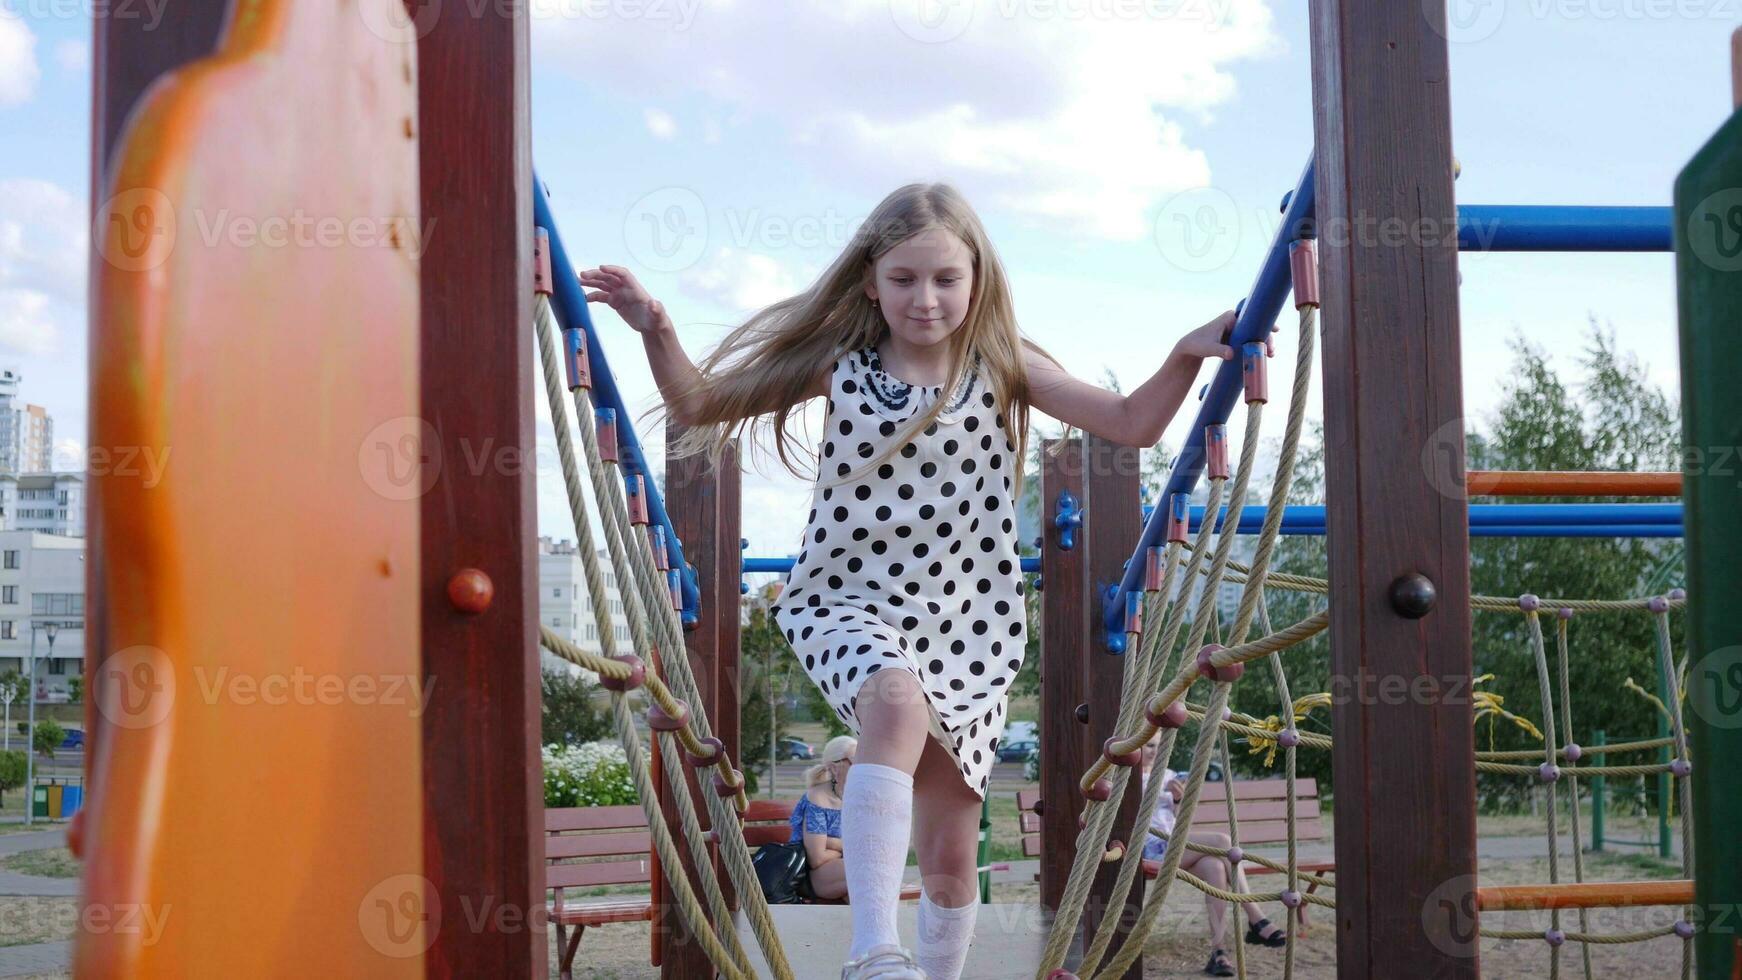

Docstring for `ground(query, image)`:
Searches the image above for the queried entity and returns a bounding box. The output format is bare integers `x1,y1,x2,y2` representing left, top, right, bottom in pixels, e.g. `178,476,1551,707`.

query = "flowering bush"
543,741,638,808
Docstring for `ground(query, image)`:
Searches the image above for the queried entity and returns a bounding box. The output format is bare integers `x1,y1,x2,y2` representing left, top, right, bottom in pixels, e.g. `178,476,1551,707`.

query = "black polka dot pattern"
770,346,1026,800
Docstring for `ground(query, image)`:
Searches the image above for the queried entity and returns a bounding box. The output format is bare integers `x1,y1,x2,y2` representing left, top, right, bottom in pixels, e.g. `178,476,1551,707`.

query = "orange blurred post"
1466,471,1683,497
1477,879,1694,911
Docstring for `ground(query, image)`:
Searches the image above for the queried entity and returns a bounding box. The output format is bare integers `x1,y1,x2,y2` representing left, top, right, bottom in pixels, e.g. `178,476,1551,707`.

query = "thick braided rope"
1040,403,1268,979
1651,610,1695,980
1477,737,1673,760
1097,306,1318,979
1556,616,1595,980
1072,487,1229,977
1524,612,1564,980
554,367,793,972
532,301,759,978
1482,925,1681,944
1172,869,1336,909
1256,595,1301,979
1202,556,1690,616
1038,537,1184,977
1146,829,1336,889
570,392,793,977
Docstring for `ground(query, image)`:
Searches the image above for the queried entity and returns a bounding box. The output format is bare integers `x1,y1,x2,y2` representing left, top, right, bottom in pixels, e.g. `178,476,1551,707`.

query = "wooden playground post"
662,430,744,977
1039,437,1088,917
1079,435,1146,980
413,3,544,976
1673,37,1742,976
1310,1,1480,977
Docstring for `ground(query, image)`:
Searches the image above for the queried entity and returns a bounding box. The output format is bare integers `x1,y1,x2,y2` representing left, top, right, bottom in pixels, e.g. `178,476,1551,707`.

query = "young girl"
582,182,1236,980
789,735,857,900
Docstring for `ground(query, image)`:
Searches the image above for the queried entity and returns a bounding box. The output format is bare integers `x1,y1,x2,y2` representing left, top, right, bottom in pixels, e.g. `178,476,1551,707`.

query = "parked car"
996,738,1037,763
776,737,814,760
60,729,84,750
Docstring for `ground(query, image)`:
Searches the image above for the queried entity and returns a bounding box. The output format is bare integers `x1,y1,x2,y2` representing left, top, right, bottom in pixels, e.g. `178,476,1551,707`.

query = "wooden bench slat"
545,805,648,832
1194,778,1320,802
545,831,653,860
550,899,656,926
548,859,652,890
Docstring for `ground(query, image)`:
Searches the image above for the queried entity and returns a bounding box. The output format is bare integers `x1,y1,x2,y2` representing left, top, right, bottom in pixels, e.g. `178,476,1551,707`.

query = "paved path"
0,833,1684,978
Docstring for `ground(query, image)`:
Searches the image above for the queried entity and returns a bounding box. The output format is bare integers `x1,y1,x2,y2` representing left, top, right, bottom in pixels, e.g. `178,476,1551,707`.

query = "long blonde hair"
660,182,1056,493
804,735,858,792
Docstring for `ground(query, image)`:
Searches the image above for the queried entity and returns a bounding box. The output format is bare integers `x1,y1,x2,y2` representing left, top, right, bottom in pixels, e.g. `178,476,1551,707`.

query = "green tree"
0,671,26,706
66,678,82,705
33,719,64,759
1223,323,1683,811
0,750,23,806
541,668,612,748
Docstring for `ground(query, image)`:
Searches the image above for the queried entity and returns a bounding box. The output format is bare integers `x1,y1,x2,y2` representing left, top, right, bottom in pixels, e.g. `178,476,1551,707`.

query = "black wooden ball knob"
1389,573,1438,619
1075,703,1090,725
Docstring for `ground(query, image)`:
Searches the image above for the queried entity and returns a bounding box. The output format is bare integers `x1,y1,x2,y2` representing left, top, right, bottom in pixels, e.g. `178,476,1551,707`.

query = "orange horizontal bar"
1477,879,1693,911
1467,471,1682,497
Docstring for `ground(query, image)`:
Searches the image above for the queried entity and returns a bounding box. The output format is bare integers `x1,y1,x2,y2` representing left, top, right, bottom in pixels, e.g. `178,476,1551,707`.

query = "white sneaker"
841,943,928,979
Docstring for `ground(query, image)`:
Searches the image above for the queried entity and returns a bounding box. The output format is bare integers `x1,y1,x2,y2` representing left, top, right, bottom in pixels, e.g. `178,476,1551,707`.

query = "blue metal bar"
1457,205,1673,252
534,173,702,625
1175,503,1683,532
1100,158,1317,648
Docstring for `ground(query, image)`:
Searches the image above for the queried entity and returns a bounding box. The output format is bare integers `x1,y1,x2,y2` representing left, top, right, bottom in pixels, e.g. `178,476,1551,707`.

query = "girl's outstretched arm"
580,264,706,423
1024,310,1244,447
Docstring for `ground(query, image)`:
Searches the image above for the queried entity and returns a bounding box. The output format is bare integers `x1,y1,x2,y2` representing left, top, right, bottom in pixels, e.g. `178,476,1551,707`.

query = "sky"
0,0,1731,570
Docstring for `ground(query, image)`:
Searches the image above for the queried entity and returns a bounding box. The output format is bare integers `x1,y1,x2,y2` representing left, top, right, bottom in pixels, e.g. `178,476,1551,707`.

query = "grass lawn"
0,897,77,948
1,847,79,878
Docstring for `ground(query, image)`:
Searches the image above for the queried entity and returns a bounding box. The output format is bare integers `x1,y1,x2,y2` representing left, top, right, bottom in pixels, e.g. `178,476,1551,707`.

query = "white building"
538,536,635,683
0,473,85,538
0,370,53,474
0,531,84,704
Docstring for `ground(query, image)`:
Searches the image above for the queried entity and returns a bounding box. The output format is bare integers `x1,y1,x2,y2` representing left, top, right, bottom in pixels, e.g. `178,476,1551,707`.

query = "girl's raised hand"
578,264,669,336
1172,309,1239,361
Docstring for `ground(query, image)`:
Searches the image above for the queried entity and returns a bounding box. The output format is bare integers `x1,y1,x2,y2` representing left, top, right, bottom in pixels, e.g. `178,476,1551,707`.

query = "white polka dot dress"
771,345,1028,799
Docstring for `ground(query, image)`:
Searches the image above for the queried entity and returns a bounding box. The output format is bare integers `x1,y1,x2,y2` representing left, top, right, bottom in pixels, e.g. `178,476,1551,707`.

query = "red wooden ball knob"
1145,698,1189,729
447,568,494,613
1084,777,1113,802
1196,643,1244,683
1102,736,1141,768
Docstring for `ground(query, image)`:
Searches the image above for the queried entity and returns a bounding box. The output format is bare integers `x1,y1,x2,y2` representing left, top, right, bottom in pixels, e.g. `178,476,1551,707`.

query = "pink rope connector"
1241,342,1269,404
1144,545,1166,591
1289,239,1319,309
533,229,553,296
626,473,650,525
1205,423,1230,480
1165,492,1190,544
596,408,619,463
565,325,592,391
650,525,670,571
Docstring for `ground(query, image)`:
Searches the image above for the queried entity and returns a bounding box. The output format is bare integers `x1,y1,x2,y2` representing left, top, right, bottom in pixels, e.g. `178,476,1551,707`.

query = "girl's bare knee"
853,668,927,728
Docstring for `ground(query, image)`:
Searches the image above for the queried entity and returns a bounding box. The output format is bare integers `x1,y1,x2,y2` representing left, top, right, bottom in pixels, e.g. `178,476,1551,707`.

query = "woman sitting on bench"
1139,735,1287,977
790,735,857,900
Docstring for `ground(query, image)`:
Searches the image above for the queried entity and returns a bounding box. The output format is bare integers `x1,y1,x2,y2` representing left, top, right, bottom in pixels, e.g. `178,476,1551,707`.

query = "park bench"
546,798,925,977
1017,778,1334,933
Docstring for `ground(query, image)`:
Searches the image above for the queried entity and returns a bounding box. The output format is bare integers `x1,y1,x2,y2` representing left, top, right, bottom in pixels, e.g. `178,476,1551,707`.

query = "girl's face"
866,228,975,351
831,749,855,789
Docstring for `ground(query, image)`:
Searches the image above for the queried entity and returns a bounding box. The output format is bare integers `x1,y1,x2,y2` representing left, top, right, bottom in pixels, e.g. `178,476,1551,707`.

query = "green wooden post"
1674,75,1742,979
1589,729,1606,853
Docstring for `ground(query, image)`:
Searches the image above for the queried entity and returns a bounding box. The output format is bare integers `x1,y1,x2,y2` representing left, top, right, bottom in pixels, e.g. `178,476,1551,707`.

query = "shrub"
543,741,638,809
32,720,63,759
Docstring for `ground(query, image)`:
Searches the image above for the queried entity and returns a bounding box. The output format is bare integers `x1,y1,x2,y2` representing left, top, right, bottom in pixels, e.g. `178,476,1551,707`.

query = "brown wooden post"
1310,3,1479,977
662,430,743,975
1038,437,1086,915
415,3,542,977
1079,435,1144,980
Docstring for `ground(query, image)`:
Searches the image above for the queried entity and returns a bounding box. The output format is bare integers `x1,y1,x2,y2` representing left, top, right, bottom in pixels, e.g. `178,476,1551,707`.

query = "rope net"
528,229,1694,979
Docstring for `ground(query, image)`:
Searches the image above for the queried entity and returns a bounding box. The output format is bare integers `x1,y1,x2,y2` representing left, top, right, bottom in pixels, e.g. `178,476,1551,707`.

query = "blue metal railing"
535,174,702,626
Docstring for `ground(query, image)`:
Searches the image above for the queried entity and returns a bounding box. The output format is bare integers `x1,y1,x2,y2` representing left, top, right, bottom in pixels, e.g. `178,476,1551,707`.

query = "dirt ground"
546,851,1689,979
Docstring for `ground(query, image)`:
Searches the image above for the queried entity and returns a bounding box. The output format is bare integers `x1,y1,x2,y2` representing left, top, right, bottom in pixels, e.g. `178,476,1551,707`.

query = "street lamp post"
1,683,12,753
23,621,58,827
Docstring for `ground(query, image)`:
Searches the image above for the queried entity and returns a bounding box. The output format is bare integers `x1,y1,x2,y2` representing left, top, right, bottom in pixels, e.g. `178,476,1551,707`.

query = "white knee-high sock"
915,889,979,980
840,762,914,959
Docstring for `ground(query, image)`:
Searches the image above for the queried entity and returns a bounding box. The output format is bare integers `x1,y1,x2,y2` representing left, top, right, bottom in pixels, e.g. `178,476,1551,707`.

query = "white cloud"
532,0,1280,240
0,16,40,106
0,289,59,355
0,179,86,302
678,246,805,314
644,107,677,140
54,39,88,72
